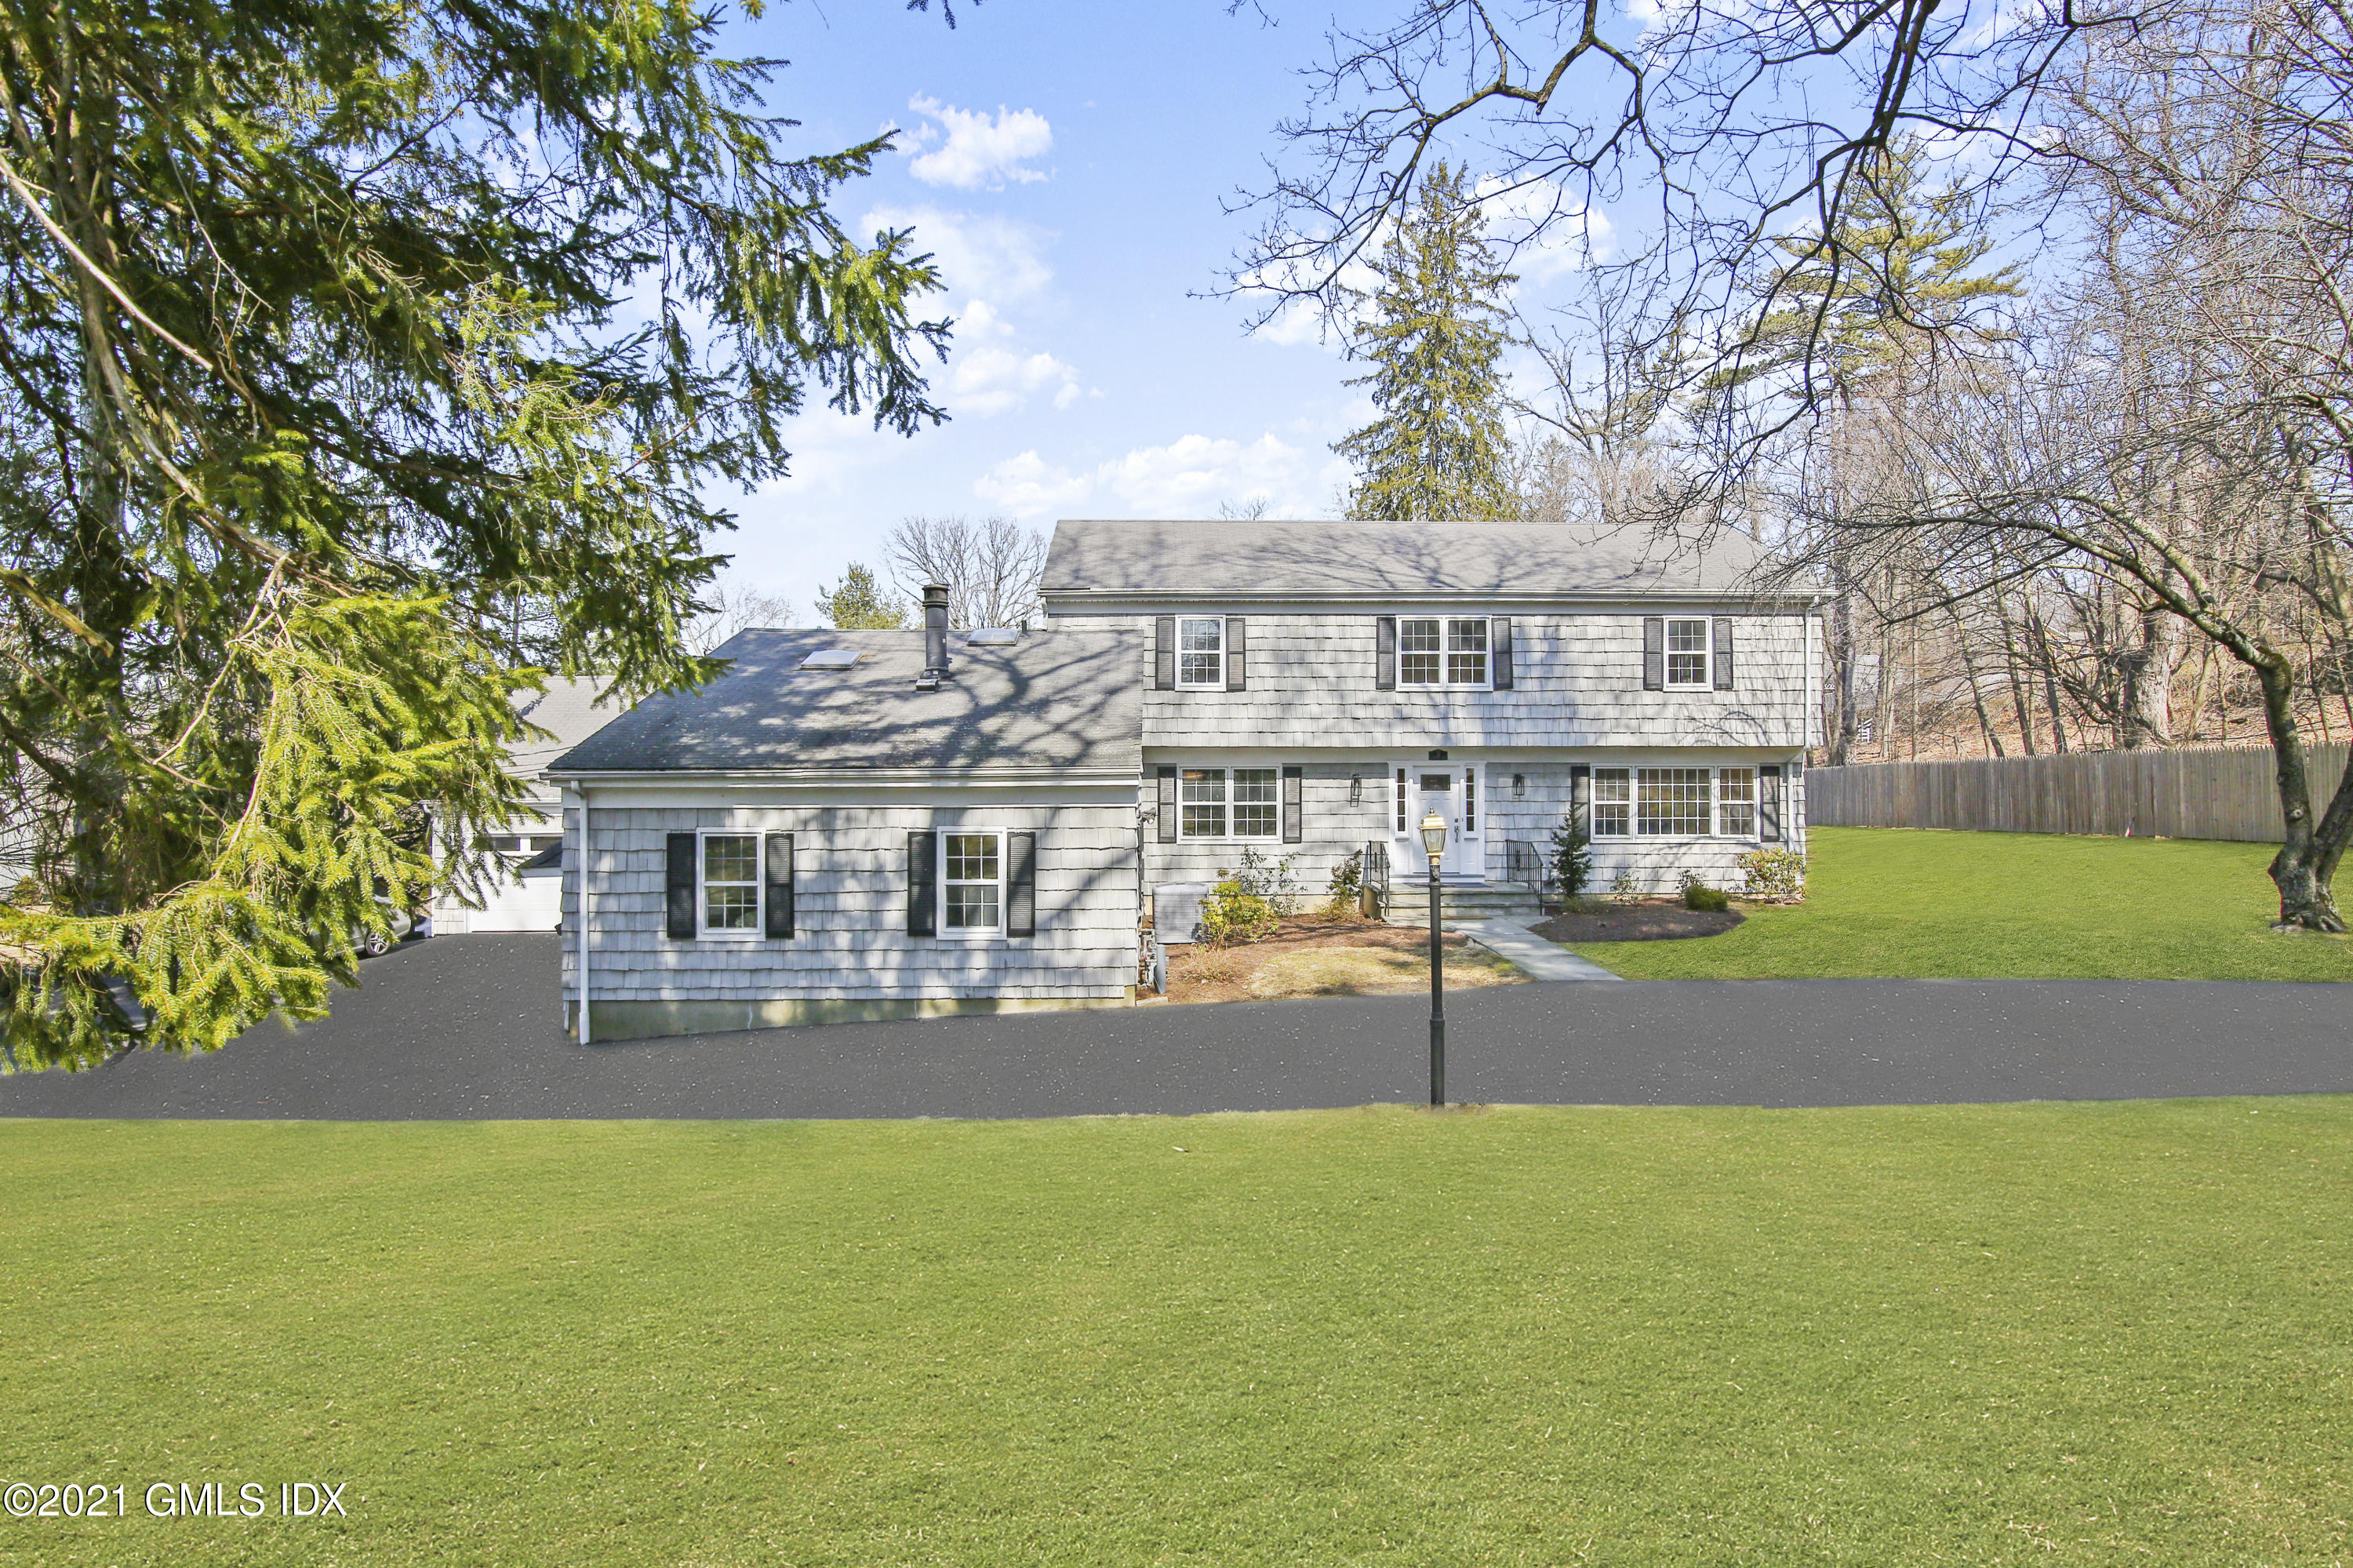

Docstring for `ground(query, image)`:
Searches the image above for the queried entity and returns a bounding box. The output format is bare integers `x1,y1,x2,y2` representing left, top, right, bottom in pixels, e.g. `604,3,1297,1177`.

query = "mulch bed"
1148,912,1484,1005
1531,899,1746,943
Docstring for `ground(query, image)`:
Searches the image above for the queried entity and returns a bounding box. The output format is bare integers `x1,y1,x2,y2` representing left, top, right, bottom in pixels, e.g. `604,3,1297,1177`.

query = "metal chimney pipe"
922,583,951,678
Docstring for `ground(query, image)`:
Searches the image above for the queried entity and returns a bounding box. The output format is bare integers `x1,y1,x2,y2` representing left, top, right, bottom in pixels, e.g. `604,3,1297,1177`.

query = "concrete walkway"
2,933,2348,1119
1460,916,1625,982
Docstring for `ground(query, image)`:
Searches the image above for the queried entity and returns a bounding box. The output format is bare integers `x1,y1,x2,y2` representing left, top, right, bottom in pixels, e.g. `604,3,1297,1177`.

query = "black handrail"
1504,838,1547,892
1362,839,1389,893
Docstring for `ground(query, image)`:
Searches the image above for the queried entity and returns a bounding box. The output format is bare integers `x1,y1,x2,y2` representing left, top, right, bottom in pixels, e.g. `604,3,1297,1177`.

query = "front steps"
1379,879,1547,924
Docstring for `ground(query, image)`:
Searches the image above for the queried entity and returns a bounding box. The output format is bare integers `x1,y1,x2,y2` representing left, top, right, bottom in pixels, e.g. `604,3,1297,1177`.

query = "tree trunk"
2258,657,2352,932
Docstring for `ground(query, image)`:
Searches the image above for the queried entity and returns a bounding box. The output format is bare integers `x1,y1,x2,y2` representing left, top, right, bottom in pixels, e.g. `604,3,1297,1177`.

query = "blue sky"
702,1,1376,616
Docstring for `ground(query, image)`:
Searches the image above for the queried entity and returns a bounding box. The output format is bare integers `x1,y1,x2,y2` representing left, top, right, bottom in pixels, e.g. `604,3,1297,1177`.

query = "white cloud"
863,205,1055,304
899,96,1053,190
951,344,1080,417
973,451,1093,515
975,432,1351,518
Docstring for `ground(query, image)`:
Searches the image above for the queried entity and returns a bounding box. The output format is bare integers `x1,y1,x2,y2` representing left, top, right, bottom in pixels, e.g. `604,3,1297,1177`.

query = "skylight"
798,649,863,670
966,628,1019,646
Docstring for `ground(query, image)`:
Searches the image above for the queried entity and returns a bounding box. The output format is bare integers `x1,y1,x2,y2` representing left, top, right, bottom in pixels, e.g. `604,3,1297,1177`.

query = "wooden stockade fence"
1807,744,2350,844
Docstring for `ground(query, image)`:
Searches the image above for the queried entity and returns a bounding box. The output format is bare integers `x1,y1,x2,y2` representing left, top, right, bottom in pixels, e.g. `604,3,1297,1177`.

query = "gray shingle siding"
1136,755,1806,898
1051,610,1813,751
562,800,1138,1006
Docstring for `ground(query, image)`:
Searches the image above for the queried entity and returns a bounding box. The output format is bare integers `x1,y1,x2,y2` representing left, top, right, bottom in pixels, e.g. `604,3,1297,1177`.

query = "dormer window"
1398,617,1490,689
1176,617,1225,688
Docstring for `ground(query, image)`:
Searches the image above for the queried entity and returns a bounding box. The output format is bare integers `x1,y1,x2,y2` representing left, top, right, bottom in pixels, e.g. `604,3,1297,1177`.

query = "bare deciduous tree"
886,515,1048,629
684,582,797,655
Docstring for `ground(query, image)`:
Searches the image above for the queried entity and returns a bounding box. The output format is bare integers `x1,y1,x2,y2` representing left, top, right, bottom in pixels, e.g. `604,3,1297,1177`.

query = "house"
548,519,1818,1040
430,678,623,935
544,593,1142,1041
1042,518,1817,916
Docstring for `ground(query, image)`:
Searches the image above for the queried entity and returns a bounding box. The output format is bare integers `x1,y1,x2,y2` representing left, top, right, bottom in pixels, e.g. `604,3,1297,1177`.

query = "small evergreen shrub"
1609,868,1640,905
1678,871,1730,912
1549,813,1595,898
1736,847,1807,903
1198,878,1280,948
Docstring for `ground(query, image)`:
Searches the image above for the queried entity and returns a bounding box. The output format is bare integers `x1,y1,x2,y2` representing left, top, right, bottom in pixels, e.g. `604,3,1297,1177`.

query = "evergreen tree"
0,0,952,1068
1334,165,1519,521
816,565,910,629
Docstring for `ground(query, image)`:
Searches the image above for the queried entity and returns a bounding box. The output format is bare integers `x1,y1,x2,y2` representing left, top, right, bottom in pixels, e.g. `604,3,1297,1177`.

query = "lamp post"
1419,809,1449,1107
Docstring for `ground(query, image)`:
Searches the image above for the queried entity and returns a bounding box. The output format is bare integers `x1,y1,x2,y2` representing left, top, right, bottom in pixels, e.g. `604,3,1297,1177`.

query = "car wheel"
356,927,392,959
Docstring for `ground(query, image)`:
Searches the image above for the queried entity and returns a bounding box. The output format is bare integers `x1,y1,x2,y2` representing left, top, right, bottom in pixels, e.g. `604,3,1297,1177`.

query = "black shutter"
906,830,936,937
1570,764,1591,830
1759,765,1784,842
1714,617,1735,691
1492,617,1514,689
764,832,795,939
665,832,696,940
1226,616,1247,691
1154,616,1175,690
1642,616,1665,691
1006,831,1037,937
1376,616,1397,689
1157,766,1177,844
1282,766,1304,844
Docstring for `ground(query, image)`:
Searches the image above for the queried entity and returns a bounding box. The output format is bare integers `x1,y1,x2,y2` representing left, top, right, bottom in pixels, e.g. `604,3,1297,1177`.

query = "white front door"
1393,763,1486,879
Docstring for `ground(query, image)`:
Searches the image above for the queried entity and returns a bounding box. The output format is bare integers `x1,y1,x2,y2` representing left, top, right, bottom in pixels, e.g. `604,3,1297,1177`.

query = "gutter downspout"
576,785,591,1045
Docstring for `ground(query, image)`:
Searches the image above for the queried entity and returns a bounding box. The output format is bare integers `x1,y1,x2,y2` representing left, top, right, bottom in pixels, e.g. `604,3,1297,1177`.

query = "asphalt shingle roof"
1042,518,1779,598
547,628,1140,777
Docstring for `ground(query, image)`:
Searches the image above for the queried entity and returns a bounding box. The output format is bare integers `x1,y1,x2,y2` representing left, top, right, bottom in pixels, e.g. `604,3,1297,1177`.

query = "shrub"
1678,871,1730,912
1325,849,1365,916
1234,848,1302,914
1737,846,1807,903
1198,878,1280,948
1549,813,1595,897
1609,868,1640,905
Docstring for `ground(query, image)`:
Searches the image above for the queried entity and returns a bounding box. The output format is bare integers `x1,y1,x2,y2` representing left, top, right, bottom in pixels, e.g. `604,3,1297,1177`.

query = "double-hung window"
1716,768,1757,836
1591,769,1631,837
1398,617,1490,688
941,831,1003,935
1179,767,1279,839
1664,618,1712,689
1177,617,1225,688
700,831,762,937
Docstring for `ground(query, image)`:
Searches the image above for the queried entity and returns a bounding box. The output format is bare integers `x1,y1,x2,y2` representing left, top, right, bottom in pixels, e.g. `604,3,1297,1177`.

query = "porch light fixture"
1419,809,1449,1107
1512,773,1526,798
1348,772,1363,806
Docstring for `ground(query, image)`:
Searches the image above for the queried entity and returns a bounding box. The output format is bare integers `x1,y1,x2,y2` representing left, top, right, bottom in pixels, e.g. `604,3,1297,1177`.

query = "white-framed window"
940,830,1004,936
1591,768,1630,837
1588,766,1765,839
1177,617,1225,689
1398,617,1491,688
700,831,762,937
1179,767,1279,839
1665,618,1712,689
1636,768,1711,835
1717,767,1757,836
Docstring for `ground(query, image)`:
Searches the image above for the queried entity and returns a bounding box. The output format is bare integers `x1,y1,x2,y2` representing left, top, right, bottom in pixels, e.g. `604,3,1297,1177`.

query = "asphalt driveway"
2,933,2348,1119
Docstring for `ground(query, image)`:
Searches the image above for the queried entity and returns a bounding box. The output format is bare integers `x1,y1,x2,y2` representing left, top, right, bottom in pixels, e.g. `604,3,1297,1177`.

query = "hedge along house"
1039,518,1822,920
544,588,1142,1042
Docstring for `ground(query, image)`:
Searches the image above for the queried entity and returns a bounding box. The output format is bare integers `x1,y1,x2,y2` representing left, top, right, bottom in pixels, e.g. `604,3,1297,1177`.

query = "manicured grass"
1565,826,2353,980
5,1107,2351,1564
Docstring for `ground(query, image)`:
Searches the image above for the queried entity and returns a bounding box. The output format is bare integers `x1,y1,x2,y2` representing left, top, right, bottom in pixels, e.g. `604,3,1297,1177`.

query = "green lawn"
1566,826,2353,980
5,1107,2352,1564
